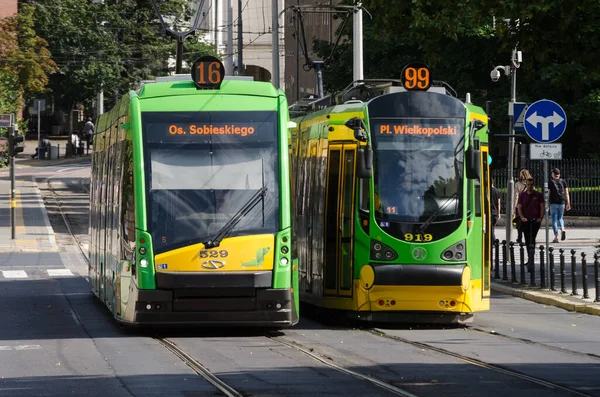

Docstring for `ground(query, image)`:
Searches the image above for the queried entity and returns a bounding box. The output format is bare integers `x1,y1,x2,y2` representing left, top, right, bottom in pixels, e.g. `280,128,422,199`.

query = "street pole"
505,48,518,245
544,159,550,287
37,100,41,161
8,118,15,239
352,1,363,81
271,0,280,88
225,0,234,74
237,0,243,76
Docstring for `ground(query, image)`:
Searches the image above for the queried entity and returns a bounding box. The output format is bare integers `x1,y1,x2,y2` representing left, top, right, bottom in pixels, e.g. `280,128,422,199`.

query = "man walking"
83,116,94,149
548,168,570,243
517,177,545,271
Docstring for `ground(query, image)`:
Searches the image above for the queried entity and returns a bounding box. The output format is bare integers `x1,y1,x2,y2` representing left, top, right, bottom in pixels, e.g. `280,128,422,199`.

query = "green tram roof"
137,79,280,99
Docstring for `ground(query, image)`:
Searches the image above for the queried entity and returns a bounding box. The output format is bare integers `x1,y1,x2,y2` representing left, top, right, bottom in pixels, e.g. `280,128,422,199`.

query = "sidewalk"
18,138,91,167
0,175,57,252
491,224,600,316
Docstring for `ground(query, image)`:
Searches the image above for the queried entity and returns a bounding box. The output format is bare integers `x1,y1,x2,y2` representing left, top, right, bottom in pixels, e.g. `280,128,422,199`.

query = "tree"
0,5,57,116
27,0,216,118
311,0,600,157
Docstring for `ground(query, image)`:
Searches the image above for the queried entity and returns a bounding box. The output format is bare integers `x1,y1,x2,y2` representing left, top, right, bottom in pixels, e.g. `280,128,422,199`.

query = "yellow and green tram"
89,57,298,326
290,65,491,323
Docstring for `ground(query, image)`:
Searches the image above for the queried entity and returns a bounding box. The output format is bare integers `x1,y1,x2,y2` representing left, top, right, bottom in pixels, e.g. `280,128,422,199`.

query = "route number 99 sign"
401,63,431,91
191,56,225,90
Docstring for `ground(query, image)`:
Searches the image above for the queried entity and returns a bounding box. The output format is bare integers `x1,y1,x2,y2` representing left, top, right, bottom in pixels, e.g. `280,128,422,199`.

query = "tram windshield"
369,117,465,225
142,110,279,254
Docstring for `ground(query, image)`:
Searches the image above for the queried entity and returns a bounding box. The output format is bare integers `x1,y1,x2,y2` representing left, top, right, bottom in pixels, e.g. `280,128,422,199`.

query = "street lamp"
148,0,206,74
490,48,522,244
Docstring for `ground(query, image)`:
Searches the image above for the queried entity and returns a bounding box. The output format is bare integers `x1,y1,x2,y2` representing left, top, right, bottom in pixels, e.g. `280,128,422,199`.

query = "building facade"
198,0,285,88
0,0,17,18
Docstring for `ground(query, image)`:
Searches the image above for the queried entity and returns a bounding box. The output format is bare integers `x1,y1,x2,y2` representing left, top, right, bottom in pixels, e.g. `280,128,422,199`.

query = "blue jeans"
550,203,565,235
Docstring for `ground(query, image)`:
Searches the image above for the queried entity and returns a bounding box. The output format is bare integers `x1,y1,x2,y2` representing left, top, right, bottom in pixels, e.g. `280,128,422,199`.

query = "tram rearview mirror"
344,117,367,142
466,147,481,180
357,147,373,179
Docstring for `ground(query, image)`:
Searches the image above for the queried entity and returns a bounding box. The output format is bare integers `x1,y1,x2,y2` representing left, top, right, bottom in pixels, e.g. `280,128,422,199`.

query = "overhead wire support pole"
353,1,363,81
237,0,243,75
272,0,280,88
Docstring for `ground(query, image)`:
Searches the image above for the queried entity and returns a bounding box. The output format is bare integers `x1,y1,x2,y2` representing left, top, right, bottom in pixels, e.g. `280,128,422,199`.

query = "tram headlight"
139,247,146,255
441,240,466,262
370,240,398,261
140,259,148,268
280,257,289,266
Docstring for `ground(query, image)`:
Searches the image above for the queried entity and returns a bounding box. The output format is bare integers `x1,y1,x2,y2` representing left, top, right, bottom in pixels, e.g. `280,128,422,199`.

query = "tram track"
365,328,595,397
265,332,419,397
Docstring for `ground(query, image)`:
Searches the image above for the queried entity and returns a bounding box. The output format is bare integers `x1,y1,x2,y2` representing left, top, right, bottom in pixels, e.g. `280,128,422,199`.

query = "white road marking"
46,269,74,277
1,270,28,278
0,345,42,351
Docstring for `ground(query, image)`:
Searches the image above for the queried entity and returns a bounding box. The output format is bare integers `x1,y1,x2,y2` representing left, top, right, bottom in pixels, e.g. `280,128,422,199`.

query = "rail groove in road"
155,338,245,397
366,328,594,397
265,333,419,397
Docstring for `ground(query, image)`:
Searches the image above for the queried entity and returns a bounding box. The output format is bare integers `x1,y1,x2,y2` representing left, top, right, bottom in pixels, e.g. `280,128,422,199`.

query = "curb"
492,282,600,316
31,175,58,250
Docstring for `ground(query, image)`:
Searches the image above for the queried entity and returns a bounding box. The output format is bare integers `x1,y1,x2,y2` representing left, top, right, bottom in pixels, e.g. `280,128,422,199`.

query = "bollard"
57,144,60,159
571,249,578,296
509,242,517,283
594,253,600,303
549,247,556,291
494,239,500,279
519,242,526,285
529,245,536,287
559,248,567,294
539,245,546,289
502,240,508,281
581,253,589,299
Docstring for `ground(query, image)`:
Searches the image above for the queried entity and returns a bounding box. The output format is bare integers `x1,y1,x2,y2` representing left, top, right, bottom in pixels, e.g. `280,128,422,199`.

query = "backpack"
550,179,565,203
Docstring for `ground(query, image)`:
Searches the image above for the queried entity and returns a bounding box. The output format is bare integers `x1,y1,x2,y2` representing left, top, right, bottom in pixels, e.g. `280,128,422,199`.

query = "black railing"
493,240,600,303
492,159,600,216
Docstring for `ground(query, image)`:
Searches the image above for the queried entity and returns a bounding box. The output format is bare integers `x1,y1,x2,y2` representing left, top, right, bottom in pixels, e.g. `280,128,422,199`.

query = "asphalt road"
0,160,598,397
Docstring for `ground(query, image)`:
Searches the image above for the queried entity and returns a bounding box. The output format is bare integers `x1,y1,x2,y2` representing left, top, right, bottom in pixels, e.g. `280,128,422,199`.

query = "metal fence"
492,159,600,216
493,240,600,303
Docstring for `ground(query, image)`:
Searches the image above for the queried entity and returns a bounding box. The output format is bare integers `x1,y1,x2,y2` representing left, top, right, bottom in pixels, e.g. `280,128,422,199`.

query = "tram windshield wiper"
419,192,458,233
203,186,268,248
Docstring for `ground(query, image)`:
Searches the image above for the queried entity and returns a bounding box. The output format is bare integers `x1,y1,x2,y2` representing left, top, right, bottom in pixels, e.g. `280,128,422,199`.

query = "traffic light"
8,130,24,156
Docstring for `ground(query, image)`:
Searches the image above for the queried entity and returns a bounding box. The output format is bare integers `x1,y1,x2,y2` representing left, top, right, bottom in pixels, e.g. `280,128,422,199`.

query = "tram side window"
120,141,135,261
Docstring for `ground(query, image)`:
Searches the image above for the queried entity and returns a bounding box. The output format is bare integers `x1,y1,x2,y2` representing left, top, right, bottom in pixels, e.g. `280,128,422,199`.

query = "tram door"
324,144,356,297
481,145,491,297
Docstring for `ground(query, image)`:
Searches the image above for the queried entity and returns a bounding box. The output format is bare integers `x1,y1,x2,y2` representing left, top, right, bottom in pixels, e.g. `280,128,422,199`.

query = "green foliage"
26,0,216,113
0,5,56,115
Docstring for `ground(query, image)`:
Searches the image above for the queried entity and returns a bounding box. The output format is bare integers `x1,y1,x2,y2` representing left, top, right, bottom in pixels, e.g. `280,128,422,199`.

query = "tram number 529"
404,233,433,242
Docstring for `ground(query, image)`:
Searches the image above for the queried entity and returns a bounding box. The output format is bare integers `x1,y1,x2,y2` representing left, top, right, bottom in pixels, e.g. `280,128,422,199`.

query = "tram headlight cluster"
370,240,398,261
441,240,466,262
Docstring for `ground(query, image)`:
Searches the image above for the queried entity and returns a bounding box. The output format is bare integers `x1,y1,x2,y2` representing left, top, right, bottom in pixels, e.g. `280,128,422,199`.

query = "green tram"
89,57,298,326
290,65,491,323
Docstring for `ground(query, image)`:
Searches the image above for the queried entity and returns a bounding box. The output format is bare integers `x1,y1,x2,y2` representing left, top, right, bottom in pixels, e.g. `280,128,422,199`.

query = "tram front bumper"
130,271,294,326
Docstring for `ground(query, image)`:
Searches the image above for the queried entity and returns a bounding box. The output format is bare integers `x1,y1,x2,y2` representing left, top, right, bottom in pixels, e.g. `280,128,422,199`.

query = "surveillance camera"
490,69,501,82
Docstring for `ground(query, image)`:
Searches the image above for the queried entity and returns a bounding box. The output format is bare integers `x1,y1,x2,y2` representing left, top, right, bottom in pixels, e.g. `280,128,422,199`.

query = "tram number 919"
199,250,229,258
404,233,433,242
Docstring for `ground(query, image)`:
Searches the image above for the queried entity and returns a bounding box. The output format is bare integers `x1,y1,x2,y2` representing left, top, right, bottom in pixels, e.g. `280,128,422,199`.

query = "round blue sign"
523,99,567,143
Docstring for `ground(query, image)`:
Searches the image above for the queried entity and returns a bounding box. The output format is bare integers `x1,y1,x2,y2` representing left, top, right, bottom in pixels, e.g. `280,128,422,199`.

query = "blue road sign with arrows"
524,99,567,143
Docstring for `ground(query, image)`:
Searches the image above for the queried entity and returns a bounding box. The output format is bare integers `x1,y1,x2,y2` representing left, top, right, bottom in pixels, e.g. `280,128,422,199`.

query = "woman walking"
514,168,532,243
